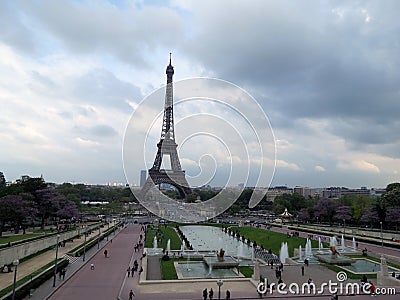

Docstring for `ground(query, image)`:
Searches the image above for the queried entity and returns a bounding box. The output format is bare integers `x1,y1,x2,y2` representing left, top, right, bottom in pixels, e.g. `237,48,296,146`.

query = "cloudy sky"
1,0,399,189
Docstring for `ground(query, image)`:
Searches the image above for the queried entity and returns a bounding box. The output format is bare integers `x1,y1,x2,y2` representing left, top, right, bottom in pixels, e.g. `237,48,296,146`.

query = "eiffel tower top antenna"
162,52,175,141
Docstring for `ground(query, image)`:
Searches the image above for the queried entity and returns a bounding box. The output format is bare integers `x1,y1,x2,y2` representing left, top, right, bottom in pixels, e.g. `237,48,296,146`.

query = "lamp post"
12,259,19,300
217,279,223,300
97,226,101,249
83,226,87,261
380,221,383,247
53,234,60,287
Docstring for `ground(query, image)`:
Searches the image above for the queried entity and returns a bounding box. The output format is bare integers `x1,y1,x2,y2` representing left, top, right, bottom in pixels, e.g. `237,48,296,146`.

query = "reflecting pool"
180,225,253,258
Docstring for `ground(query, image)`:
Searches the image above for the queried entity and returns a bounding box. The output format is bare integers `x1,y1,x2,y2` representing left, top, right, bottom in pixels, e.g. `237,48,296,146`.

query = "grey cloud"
181,1,400,153
72,124,118,138
89,124,118,137
0,1,36,54
17,0,184,67
71,69,141,111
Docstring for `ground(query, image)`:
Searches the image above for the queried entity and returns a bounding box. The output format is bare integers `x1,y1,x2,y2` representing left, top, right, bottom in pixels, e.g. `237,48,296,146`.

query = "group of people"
202,288,230,300
127,224,147,299
58,268,67,280
127,259,142,277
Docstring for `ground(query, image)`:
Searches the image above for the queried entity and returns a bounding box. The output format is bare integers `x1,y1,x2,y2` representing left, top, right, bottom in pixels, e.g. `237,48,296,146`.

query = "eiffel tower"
142,54,191,199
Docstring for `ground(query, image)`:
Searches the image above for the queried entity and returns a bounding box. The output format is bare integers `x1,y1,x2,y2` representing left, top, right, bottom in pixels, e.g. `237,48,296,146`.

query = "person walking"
104,249,108,258
203,288,208,300
127,266,131,277
62,268,66,280
129,289,135,300
226,289,231,300
90,263,95,270
301,265,304,276
209,288,214,300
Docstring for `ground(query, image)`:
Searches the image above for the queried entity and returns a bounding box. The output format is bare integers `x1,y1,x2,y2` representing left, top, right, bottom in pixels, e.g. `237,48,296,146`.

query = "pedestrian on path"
62,268,66,280
226,289,230,300
127,266,131,277
203,288,208,300
209,288,214,300
90,263,95,270
301,265,304,276
131,267,134,277
104,249,108,258
129,289,135,300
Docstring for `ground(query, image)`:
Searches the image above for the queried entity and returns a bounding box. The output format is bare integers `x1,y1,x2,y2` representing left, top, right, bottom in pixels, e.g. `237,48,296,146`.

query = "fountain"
279,242,289,264
352,237,356,249
166,239,171,253
153,236,158,249
341,235,345,252
318,237,322,250
237,242,245,259
315,235,353,265
299,245,303,260
305,238,313,257
330,236,338,247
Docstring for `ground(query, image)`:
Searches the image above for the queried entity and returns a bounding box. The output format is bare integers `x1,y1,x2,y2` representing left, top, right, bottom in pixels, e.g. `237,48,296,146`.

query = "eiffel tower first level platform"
141,54,191,199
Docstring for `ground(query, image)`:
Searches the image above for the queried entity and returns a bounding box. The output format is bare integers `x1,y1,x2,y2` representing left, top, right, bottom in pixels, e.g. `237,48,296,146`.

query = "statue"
330,246,339,258
217,248,225,262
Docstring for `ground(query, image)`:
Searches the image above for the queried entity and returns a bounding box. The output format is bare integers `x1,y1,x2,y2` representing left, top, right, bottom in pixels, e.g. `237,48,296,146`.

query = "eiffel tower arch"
142,54,191,199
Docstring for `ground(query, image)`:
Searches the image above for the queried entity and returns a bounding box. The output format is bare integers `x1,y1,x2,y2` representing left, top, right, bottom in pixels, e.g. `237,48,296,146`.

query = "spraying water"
299,245,303,260
237,242,245,259
305,238,313,257
279,242,289,264
341,235,345,251
318,237,322,250
153,236,158,249
166,239,171,253
352,237,356,249
330,236,338,247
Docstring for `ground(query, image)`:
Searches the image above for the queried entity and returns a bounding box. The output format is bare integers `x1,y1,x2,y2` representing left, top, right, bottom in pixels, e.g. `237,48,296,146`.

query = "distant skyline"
1,1,400,188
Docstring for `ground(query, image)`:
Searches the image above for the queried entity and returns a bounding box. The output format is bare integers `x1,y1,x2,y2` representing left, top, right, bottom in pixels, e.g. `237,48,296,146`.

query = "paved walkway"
21,223,400,300
0,224,112,291
47,224,140,300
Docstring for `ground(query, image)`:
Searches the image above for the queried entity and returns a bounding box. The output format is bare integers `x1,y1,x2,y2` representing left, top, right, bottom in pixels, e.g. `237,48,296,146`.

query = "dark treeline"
0,172,137,236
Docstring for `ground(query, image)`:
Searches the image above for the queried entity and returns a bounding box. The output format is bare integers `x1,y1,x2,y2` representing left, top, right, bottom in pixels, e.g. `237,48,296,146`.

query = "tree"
360,206,380,224
34,189,64,229
385,207,400,232
298,208,311,222
0,194,36,235
334,206,352,222
21,177,46,194
0,172,5,186
382,188,400,208
313,198,338,223
273,193,309,214
57,199,79,220
0,195,18,236
386,183,400,193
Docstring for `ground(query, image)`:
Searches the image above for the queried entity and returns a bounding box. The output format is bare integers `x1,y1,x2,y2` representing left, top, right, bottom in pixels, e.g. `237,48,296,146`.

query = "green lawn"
230,226,327,257
0,233,43,245
160,258,203,280
145,225,181,250
239,266,253,278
